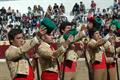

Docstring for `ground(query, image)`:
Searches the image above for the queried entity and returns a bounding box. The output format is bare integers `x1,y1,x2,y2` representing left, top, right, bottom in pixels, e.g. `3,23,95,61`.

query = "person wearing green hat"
36,17,73,80
58,21,86,80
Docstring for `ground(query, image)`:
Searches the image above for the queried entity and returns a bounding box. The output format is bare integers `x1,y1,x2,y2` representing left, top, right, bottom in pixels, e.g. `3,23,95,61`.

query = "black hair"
8,29,23,44
59,22,72,35
88,28,98,38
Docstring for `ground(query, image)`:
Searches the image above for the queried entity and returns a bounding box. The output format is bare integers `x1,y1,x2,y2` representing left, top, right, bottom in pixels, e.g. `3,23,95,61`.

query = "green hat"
63,28,78,40
110,19,120,29
41,17,57,33
94,17,102,31
95,17,102,24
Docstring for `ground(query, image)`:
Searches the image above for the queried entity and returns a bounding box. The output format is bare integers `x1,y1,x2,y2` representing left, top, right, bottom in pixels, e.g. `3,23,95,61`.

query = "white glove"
103,34,110,42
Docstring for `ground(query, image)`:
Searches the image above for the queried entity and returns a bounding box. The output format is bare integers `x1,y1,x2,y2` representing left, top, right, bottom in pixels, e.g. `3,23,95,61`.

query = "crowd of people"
0,0,120,41
0,5,44,41
0,3,66,41
3,0,120,80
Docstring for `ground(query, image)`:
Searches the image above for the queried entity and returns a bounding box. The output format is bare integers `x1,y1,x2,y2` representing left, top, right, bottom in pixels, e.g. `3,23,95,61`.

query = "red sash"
61,60,77,72
92,53,107,70
41,71,58,80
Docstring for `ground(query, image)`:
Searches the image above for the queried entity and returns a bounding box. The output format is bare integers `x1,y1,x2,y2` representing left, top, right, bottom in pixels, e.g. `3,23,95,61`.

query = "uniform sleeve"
88,39,106,49
88,39,97,49
5,47,21,61
19,36,41,53
74,31,86,42
5,36,41,61
37,43,66,59
53,46,66,57
37,44,53,59
104,41,115,53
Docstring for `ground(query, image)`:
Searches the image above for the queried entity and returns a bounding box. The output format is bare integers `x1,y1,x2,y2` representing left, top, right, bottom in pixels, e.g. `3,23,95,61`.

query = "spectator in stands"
0,7,6,16
72,3,79,15
53,3,59,15
27,6,33,20
0,15,2,26
79,2,86,14
6,6,12,17
102,9,107,16
38,5,44,18
6,24,13,33
90,0,96,13
21,14,30,37
118,0,120,8
95,8,102,17
60,3,65,14
78,2,86,23
15,10,21,22
1,29,8,41
45,5,53,19
33,5,38,17
11,9,16,23
106,8,112,18
113,0,118,10
117,8,120,19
